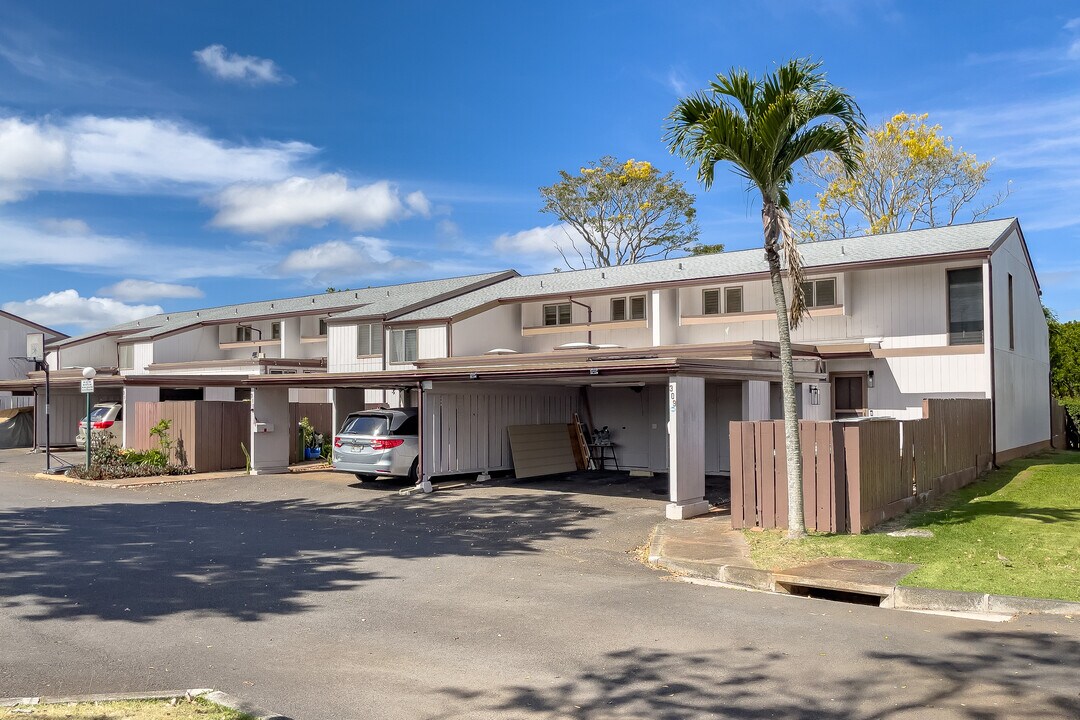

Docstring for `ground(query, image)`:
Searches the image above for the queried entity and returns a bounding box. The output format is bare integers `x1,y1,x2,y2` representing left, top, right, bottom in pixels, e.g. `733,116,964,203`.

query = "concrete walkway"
647,511,1080,616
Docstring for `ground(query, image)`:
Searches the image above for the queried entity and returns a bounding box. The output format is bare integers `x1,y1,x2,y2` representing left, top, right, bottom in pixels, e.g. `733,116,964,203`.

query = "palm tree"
666,59,864,538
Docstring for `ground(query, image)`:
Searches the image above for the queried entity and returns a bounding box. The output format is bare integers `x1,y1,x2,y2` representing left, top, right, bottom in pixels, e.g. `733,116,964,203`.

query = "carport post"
416,381,432,493
666,375,709,520
249,386,290,474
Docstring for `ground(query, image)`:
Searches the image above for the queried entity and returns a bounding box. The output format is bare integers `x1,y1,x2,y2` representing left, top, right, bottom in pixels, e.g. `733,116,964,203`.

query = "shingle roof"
50,271,515,347
394,218,1018,322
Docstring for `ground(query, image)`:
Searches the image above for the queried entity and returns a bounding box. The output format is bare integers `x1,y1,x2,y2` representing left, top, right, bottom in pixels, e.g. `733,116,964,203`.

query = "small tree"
793,112,1009,241
539,156,700,269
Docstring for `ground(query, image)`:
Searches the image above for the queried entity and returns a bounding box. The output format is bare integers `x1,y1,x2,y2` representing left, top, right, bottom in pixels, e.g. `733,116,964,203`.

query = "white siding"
418,325,448,360
452,305,522,357
0,314,47,382
422,382,579,476
991,230,1050,453
129,341,154,374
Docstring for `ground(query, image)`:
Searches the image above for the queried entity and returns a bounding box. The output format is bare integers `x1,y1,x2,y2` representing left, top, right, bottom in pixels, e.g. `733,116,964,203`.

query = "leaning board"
507,424,578,478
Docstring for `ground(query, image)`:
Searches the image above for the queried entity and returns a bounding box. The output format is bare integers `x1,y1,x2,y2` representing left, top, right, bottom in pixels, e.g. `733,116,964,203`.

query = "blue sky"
0,0,1077,334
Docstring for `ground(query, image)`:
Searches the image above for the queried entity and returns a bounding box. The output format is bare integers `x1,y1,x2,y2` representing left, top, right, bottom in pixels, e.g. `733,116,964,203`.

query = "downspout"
446,320,452,358
987,258,997,466
416,380,431,492
381,321,389,407
569,297,593,344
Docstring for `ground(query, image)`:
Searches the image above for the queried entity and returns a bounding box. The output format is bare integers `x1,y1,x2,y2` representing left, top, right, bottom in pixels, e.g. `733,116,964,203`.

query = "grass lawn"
0,698,254,719
745,451,1080,602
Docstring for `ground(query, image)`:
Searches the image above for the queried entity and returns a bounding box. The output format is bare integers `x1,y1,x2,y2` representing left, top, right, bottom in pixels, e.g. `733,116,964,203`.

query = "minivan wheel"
407,458,419,483
354,473,368,482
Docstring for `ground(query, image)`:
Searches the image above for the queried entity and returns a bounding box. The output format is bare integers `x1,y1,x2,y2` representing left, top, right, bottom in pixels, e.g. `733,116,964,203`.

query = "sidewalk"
646,513,1080,617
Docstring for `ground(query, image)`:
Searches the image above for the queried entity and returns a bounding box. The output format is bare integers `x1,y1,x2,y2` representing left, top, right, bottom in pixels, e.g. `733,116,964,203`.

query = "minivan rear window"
340,415,389,436
90,406,113,421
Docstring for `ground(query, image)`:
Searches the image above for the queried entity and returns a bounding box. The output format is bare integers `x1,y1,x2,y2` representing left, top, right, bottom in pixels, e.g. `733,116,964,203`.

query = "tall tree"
1047,307,1080,400
667,59,864,538
539,156,700,269
793,112,1009,241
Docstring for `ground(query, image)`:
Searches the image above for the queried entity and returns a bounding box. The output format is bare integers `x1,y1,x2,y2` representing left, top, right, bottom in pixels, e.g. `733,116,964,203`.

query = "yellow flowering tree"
539,156,700,268
793,113,1010,241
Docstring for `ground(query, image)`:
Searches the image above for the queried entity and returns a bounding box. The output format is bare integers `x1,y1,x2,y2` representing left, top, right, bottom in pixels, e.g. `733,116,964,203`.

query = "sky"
0,0,1077,335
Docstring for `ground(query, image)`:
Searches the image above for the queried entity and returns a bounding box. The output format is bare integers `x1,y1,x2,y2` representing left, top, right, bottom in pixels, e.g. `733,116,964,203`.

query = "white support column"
667,375,709,520
332,388,367,440
280,317,300,359
121,385,159,448
250,386,290,475
650,290,663,347
742,380,770,420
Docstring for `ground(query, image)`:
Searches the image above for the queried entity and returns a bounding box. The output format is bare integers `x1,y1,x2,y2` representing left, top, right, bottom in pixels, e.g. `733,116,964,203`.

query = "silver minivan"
76,402,124,449
333,409,419,482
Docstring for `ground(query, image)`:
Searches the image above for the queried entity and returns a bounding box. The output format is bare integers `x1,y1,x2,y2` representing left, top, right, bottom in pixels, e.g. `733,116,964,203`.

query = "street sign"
26,333,44,362
81,379,94,393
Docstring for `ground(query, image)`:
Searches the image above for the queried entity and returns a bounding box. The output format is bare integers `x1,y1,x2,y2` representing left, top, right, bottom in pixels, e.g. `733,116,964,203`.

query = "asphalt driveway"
0,451,1077,719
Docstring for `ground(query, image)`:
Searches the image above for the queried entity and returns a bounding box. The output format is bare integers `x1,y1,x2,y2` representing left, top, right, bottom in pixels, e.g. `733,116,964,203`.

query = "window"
724,286,743,314
800,278,837,308
543,303,572,326
118,344,134,370
703,287,742,315
236,326,253,342
1008,273,1015,351
611,295,646,321
947,268,984,345
318,318,328,337
270,322,281,340
389,328,418,363
702,289,720,316
357,323,384,356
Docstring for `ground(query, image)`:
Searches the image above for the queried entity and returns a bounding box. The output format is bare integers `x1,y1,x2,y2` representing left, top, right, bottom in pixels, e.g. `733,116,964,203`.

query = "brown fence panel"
288,402,334,463
131,400,250,472
1050,398,1066,450
220,402,251,470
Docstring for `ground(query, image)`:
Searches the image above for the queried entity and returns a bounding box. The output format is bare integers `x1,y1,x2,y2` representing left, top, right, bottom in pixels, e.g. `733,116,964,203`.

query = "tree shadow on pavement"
437,629,1080,719
0,492,610,623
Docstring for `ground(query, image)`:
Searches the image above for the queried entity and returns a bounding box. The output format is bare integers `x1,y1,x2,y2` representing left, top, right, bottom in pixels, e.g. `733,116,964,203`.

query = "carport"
245,353,827,520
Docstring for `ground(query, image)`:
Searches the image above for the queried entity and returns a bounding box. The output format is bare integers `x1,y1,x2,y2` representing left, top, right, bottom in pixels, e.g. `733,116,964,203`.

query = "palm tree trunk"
762,200,806,539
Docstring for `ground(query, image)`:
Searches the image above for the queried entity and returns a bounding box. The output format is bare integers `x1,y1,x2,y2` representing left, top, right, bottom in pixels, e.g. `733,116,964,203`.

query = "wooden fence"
288,402,333,463
131,401,250,473
731,398,992,534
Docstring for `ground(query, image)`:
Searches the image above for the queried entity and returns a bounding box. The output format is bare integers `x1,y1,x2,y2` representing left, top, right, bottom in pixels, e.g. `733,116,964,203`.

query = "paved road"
0,451,1077,719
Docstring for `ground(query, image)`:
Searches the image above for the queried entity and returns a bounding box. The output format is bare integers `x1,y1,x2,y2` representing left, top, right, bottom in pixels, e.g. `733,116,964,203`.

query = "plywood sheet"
507,423,577,479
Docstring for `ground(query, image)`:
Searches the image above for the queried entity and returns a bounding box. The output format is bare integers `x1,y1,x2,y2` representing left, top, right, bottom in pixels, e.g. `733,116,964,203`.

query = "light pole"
82,366,96,471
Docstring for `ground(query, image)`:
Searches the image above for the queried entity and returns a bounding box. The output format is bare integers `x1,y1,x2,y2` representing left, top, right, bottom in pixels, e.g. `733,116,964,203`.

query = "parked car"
333,408,419,482
76,402,124,449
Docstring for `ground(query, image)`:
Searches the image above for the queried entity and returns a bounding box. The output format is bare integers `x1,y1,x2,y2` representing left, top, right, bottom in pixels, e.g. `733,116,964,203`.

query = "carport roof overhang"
243,356,827,390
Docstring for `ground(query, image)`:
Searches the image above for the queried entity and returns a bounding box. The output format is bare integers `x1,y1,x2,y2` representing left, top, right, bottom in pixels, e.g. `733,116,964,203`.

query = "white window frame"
118,344,135,370
357,322,384,357
389,328,418,363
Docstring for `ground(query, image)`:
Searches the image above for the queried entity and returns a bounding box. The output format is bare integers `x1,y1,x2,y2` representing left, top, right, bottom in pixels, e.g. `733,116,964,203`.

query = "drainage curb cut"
0,688,290,719
649,532,1080,617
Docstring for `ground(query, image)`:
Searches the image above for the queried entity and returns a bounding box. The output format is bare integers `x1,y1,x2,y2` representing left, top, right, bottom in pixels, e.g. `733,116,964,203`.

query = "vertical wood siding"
130,401,250,472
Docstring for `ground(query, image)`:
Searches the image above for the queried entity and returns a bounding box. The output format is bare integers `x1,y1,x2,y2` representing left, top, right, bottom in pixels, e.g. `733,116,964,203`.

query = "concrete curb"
649,531,1080,617
32,471,243,489
0,688,290,719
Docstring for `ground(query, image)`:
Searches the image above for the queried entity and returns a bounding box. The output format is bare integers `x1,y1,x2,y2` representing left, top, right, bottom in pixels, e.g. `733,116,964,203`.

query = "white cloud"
0,216,262,280
437,218,461,239
98,279,204,302
193,44,286,85
3,290,162,331
38,217,90,235
275,236,427,284
0,114,316,202
405,190,432,216
208,174,428,233
0,118,68,201
493,223,588,272
65,116,315,189
666,68,690,96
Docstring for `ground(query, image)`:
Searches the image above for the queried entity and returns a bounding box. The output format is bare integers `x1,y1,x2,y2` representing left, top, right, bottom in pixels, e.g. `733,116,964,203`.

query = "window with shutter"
629,295,646,320
611,297,627,321
357,324,371,356
372,324,383,356
725,287,743,313
543,303,572,326
948,268,984,345
702,289,720,315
